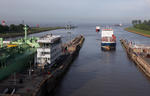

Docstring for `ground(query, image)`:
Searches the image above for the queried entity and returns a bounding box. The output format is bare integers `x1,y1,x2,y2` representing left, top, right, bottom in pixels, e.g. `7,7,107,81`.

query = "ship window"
39,43,44,47
43,43,51,48
37,58,40,60
42,52,50,55
46,44,51,47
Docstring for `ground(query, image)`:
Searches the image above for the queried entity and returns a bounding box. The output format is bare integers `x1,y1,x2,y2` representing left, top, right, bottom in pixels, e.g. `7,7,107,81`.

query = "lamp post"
66,24,72,41
67,32,71,41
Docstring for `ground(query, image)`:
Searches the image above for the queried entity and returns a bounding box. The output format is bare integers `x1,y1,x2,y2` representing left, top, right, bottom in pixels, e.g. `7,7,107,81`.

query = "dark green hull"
0,48,36,81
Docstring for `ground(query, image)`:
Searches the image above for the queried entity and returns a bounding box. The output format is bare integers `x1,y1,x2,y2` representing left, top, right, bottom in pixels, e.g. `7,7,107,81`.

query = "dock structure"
0,35,85,96
120,39,150,77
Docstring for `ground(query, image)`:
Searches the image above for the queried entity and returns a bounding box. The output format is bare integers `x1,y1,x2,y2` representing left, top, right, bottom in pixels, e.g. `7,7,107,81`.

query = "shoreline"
0,27,65,38
125,27,150,38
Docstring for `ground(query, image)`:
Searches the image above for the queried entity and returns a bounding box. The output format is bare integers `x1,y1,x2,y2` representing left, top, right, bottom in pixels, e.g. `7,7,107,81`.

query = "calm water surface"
53,26,150,96
7,26,150,96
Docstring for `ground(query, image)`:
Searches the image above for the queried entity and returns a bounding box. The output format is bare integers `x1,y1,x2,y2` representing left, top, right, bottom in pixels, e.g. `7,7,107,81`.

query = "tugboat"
101,28,116,50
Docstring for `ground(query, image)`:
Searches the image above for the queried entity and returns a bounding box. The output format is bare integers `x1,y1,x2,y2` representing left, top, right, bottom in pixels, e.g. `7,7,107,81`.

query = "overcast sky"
0,0,150,25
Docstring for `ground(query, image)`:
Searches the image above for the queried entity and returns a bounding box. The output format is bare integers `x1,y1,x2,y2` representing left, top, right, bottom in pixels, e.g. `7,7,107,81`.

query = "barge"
120,39,150,78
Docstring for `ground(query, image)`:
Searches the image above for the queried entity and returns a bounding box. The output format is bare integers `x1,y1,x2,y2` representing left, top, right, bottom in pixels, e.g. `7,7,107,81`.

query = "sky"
0,0,150,25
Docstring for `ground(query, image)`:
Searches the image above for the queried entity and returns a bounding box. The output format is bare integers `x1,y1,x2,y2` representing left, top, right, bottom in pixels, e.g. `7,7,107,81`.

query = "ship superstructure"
37,34,62,68
101,28,116,50
0,35,85,96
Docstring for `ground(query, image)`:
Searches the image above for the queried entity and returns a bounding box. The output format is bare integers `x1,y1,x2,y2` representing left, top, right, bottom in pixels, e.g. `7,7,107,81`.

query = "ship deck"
0,35,85,96
0,66,54,95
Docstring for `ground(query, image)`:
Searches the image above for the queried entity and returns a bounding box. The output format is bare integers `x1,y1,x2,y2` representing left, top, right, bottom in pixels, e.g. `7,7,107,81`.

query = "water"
7,26,150,96
52,26,150,96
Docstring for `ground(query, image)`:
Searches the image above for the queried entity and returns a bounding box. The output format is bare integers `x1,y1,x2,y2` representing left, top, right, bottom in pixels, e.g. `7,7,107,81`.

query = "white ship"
36,34,62,69
101,28,116,50
96,26,100,32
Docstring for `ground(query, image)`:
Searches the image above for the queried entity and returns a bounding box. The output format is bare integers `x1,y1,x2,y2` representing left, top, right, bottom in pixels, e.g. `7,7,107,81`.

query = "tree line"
132,20,150,31
0,24,30,33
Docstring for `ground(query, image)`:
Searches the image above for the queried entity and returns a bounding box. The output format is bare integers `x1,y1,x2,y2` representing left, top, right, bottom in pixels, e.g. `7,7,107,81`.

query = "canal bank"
0,27,65,38
125,27,150,38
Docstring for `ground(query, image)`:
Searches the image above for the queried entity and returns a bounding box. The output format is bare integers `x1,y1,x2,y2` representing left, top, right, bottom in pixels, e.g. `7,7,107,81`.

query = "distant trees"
132,20,142,25
132,20,137,25
0,24,30,34
9,24,24,32
138,20,142,24
132,20,150,31
0,25,9,33
9,24,17,31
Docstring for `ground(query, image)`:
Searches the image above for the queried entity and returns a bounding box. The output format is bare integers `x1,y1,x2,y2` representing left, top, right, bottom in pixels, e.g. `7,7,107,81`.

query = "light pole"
66,24,72,41
67,32,71,41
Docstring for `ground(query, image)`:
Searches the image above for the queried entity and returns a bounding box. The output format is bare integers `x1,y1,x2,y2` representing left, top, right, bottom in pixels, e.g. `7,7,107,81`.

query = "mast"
0,38,3,48
23,25,28,43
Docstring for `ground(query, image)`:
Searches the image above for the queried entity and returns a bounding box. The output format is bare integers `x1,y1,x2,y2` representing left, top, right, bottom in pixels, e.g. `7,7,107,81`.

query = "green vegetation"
125,27,150,36
125,20,150,37
0,24,65,38
0,24,26,33
29,27,65,33
132,20,150,31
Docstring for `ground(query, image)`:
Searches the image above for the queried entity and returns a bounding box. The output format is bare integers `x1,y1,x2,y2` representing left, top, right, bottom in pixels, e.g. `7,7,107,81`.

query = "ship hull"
101,42,116,50
96,29,100,32
0,48,36,81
